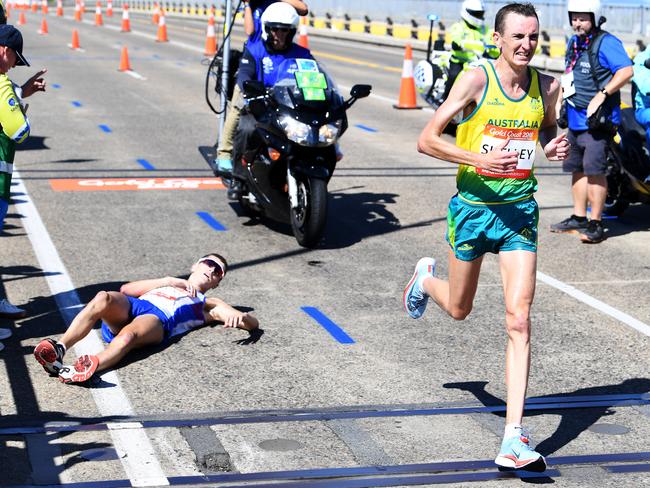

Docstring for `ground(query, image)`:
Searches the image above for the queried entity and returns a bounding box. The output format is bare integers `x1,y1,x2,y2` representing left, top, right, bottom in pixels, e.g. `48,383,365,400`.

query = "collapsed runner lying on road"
34,253,259,384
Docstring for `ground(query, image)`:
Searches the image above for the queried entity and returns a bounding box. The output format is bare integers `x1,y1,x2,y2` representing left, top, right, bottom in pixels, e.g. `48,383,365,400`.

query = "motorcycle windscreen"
269,58,343,109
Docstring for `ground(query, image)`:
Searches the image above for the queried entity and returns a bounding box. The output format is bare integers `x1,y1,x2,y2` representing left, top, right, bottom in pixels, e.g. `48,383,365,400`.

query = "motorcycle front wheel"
290,176,327,248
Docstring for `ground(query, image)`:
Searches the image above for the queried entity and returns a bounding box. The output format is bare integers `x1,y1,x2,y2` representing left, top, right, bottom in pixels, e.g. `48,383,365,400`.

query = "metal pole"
219,0,234,138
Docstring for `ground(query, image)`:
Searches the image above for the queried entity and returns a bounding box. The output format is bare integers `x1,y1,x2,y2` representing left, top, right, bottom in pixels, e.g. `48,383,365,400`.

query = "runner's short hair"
495,3,539,35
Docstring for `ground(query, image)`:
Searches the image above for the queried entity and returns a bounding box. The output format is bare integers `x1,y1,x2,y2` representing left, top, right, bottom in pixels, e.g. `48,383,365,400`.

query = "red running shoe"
34,338,65,376
59,355,99,384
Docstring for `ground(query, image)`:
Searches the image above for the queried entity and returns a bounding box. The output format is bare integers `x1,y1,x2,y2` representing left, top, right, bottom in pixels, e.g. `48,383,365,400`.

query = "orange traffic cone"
118,45,131,71
156,9,168,42
17,11,26,25
297,16,309,49
393,44,421,109
106,0,112,16
41,0,48,14
38,16,48,34
204,9,217,56
5,3,9,20
74,1,82,21
70,29,81,49
121,3,130,32
31,0,37,13
56,0,63,16
152,2,159,24
95,1,103,25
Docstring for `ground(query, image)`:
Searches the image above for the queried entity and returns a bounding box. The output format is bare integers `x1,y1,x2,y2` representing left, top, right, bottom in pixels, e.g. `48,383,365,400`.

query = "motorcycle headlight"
279,115,312,145
318,119,343,145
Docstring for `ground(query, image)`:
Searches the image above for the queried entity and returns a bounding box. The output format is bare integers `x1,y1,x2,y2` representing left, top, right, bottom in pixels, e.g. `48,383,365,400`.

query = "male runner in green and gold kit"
403,3,569,471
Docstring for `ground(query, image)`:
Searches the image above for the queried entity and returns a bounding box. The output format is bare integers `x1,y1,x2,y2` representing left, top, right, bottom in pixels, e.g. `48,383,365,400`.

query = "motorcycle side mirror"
243,80,266,98
350,84,372,99
644,58,650,69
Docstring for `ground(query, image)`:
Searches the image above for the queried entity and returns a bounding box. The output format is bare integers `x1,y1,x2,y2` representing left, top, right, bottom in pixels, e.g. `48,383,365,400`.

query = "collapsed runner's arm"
205,297,259,330
416,67,519,175
120,277,196,297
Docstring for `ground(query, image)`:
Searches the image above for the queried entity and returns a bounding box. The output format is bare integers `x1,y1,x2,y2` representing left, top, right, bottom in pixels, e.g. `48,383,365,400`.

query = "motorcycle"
604,103,650,217
413,13,497,125
223,58,371,248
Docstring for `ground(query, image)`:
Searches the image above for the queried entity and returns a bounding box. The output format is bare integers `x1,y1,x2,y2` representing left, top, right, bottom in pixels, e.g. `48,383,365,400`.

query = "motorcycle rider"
550,0,632,243
215,0,308,178
227,2,312,199
443,0,500,101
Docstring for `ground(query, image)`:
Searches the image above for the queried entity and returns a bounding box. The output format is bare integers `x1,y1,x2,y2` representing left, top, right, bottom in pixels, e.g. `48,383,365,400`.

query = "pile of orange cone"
204,8,217,55
393,44,420,109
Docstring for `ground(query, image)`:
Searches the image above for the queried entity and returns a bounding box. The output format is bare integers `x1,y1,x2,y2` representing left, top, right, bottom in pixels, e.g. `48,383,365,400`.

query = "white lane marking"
123,69,147,80
537,271,650,337
338,83,434,113
13,170,169,487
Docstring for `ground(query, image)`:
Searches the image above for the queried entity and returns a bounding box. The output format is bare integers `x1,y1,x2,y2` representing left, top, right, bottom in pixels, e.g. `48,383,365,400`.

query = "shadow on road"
443,379,650,457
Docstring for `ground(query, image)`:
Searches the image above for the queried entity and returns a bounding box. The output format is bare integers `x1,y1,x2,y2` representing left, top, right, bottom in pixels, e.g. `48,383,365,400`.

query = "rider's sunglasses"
198,258,225,279
270,26,291,33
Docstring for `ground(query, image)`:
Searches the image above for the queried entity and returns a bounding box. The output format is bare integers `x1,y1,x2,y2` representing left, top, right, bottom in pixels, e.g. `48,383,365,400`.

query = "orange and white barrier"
156,8,168,42
106,0,112,16
297,16,309,49
152,2,159,24
56,0,63,16
94,1,103,25
121,3,130,32
393,44,420,109
41,0,48,14
204,8,217,56
74,1,82,21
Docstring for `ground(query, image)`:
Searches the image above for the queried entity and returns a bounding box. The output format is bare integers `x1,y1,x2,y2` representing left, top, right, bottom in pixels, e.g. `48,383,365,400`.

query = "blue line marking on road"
98,125,112,133
71,101,82,107
301,306,355,344
354,124,378,132
136,159,155,170
196,212,227,231
51,83,61,89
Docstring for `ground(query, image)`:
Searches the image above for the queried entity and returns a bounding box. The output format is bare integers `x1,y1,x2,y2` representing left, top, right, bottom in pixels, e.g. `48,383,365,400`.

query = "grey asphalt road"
0,9,649,488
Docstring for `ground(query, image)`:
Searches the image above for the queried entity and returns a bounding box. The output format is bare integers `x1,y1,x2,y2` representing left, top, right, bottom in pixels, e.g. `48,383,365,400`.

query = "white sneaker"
0,299,26,319
0,328,11,340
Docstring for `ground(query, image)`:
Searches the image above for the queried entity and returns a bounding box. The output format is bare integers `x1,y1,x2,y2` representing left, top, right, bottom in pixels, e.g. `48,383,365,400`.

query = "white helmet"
261,2,299,42
461,0,486,29
567,0,604,27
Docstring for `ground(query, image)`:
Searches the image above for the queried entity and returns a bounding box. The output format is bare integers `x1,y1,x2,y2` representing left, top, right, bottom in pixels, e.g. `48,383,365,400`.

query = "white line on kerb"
13,170,169,487
537,271,650,337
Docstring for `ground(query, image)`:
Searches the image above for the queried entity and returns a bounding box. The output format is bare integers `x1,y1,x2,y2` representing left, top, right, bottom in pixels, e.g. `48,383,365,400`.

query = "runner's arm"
120,277,195,297
416,67,519,174
282,0,308,15
205,297,259,331
538,75,570,161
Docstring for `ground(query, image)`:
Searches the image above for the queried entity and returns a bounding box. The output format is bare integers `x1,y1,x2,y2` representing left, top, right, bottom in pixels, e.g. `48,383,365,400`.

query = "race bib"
561,71,575,99
477,124,538,179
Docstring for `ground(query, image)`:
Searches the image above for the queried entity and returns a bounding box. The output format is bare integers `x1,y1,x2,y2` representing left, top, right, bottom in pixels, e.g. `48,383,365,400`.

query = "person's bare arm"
120,277,195,297
586,65,633,117
282,0,308,16
538,74,570,161
206,297,259,331
416,66,519,175
243,1,254,36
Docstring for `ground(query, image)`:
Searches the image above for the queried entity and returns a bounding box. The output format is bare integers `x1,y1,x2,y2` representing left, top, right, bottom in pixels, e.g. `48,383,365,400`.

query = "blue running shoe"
215,158,233,176
495,431,547,472
403,257,435,319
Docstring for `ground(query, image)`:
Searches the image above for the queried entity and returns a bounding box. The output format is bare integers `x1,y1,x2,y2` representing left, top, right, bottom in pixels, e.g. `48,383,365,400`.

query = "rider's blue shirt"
237,40,313,89
567,33,632,130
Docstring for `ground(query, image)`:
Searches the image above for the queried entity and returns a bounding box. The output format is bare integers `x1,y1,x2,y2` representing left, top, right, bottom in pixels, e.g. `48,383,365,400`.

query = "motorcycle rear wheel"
290,177,327,248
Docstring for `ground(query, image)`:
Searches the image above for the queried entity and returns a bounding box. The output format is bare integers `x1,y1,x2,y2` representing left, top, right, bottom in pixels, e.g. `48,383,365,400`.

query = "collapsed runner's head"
261,2,299,53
